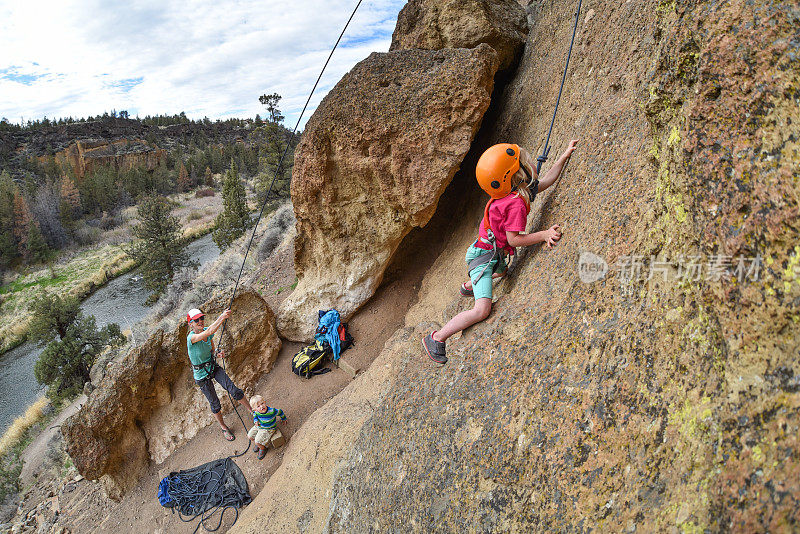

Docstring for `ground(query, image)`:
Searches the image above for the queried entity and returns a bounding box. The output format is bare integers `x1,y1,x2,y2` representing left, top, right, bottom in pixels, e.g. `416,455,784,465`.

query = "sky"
0,0,407,129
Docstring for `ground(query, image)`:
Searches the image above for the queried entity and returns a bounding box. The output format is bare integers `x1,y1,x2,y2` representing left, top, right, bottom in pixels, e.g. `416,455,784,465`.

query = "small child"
423,140,578,364
247,394,287,460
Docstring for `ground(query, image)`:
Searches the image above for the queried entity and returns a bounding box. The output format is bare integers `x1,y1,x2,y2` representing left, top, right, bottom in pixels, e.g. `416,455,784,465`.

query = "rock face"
45,139,166,180
390,0,528,70
234,0,799,531
277,45,499,340
62,288,280,499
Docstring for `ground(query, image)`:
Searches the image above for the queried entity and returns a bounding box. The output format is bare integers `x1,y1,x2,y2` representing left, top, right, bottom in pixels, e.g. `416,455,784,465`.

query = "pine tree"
204,166,214,187
213,160,250,250
27,224,50,263
177,162,191,192
31,293,124,401
126,196,198,302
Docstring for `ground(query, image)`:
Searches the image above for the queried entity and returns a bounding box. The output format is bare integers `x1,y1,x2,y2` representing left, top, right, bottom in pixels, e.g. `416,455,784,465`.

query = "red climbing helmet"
475,143,521,199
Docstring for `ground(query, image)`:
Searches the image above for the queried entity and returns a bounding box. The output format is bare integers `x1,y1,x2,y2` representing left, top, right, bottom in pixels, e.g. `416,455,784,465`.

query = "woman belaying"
422,140,579,364
186,307,252,441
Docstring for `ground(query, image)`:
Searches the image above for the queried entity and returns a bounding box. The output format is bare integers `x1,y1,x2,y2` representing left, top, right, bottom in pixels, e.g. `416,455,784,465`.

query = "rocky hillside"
1,117,252,160
231,0,799,531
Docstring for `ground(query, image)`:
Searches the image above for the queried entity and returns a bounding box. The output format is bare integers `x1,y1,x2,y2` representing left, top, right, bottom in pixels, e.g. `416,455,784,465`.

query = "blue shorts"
465,243,508,300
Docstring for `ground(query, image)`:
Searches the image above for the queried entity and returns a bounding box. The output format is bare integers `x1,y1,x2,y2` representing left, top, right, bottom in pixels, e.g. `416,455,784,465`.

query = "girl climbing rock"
423,140,578,364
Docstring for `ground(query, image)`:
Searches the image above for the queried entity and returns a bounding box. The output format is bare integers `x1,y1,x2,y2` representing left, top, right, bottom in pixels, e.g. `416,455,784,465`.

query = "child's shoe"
257,447,267,460
459,282,473,297
422,332,447,364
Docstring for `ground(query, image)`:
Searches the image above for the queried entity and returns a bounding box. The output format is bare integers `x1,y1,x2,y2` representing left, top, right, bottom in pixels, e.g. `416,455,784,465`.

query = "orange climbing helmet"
475,143,521,199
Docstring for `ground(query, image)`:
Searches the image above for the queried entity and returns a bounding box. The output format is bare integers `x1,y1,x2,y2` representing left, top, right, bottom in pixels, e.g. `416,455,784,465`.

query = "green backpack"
291,339,332,379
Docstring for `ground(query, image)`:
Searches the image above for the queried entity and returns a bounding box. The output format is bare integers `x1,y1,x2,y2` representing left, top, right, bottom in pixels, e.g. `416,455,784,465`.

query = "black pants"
196,365,244,414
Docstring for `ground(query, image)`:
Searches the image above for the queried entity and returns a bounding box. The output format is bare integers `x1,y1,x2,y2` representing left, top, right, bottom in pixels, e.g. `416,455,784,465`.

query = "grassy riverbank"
0,225,216,356
0,191,223,356
0,246,137,355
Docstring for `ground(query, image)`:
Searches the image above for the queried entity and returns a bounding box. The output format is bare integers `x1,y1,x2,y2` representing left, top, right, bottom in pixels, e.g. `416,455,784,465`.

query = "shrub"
256,203,295,262
195,188,215,198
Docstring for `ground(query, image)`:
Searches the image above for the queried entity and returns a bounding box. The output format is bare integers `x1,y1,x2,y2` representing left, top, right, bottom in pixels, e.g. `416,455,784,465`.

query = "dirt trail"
19,395,86,488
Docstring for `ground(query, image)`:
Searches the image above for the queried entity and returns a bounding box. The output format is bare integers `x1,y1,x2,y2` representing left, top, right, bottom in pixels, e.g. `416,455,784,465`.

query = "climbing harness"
192,360,217,377
169,1,366,531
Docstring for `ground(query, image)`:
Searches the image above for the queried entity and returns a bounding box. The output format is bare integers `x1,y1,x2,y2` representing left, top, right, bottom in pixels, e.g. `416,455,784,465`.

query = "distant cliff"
39,138,166,180
0,116,257,178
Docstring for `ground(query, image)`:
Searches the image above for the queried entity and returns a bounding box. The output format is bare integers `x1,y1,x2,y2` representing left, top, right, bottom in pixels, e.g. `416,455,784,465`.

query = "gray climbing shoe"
422,332,447,364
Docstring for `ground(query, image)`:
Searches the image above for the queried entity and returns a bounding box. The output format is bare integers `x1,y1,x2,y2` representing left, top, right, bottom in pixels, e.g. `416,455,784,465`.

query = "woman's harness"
192,359,217,381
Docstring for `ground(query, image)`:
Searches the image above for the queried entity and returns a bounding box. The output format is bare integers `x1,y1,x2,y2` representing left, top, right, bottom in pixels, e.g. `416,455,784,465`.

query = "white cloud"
0,0,406,128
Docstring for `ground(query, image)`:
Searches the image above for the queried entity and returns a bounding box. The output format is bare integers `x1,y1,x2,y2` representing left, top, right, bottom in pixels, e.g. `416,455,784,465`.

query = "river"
0,233,221,432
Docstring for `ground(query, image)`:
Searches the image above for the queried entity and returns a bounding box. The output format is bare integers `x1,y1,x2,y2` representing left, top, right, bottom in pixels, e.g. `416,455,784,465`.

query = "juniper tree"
26,224,50,263
127,195,197,302
31,293,124,402
212,160,250,250
0,171,18,268
177,162,191,192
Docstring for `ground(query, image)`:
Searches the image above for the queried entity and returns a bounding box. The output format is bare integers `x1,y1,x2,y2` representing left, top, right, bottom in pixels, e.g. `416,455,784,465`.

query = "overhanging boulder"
277,45,498,340
391,0,529,71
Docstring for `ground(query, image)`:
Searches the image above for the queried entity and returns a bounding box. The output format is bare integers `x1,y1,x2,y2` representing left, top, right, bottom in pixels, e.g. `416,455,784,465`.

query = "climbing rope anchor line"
167,2,366,532
213,0,365,442
534,0,582,176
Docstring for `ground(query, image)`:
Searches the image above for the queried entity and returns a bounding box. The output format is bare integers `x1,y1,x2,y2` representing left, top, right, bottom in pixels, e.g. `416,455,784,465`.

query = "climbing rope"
161,458,250,533
168,3,366,532
534,0,582,176
215,0,365,429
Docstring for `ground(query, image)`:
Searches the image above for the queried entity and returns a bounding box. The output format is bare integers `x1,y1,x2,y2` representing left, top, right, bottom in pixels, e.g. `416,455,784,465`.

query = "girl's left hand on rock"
563,139,579,158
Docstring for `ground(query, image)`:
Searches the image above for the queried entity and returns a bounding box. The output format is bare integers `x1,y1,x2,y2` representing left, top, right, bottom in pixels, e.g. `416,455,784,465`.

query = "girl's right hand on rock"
544,225,561,249
220,308,231,321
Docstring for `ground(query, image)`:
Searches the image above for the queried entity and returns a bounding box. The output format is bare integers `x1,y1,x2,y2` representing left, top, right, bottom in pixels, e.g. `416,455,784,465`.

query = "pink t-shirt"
476,194,530,255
